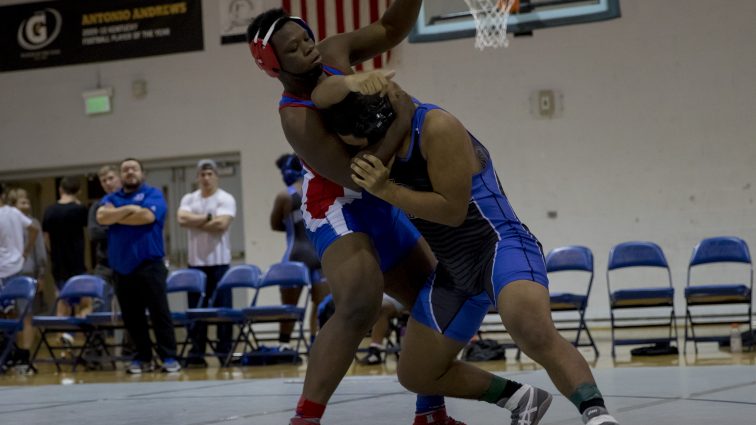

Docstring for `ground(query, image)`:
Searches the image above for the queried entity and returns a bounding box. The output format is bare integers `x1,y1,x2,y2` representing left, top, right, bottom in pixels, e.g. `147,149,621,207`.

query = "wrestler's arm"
359,83,416,164
319,0,423,66
284,84,412,183
312,73,415,163
311,70,395,109
351,110,475,227
281,108,362,190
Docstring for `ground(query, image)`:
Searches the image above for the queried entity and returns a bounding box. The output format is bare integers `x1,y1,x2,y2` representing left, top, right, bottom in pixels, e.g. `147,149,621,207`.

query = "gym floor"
1,329,755,424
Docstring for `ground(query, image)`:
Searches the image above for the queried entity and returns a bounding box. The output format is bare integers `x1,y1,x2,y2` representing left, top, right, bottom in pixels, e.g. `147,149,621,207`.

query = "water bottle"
730,323,743,354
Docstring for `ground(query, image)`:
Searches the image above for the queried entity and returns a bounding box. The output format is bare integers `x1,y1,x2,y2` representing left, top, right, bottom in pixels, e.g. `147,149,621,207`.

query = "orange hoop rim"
497,0,520,13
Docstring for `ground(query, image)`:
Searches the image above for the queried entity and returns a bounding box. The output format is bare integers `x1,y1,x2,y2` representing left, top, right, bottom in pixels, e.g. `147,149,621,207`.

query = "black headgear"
324,93,396,145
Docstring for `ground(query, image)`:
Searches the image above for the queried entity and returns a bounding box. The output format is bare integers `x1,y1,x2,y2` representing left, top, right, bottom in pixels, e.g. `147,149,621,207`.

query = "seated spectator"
4,188,47,371
0,184,39,370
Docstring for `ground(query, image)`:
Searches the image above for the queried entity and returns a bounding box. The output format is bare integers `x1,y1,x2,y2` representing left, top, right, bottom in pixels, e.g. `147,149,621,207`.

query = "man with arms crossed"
97,159,180,374
177,159,236,365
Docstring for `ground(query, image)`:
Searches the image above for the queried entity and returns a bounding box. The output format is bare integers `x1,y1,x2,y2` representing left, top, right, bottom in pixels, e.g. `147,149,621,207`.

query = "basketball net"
464,0,519,50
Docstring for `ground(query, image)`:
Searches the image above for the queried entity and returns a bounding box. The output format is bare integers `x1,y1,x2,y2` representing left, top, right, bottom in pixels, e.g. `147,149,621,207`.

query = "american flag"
282,0,393,71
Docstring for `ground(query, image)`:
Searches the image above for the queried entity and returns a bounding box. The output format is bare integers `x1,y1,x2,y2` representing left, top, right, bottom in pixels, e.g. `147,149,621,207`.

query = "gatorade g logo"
17,9,62,51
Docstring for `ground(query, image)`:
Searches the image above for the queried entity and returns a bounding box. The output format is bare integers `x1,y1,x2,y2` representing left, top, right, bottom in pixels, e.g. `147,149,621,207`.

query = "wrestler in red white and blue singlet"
278,64,420,272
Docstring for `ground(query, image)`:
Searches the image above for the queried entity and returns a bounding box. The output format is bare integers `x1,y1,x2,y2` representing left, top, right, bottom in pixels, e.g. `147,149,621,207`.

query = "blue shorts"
411,237,549,343
305,193,421,272
489,236,549,301
411,271,492,343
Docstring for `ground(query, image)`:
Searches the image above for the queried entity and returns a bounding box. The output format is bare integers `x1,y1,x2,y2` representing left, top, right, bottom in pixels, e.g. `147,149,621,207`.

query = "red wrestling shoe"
413,407,467,425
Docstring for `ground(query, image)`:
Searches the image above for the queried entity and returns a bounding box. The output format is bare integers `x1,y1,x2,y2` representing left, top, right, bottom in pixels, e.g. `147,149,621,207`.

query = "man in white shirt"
0,184,39,286
177,159,236,365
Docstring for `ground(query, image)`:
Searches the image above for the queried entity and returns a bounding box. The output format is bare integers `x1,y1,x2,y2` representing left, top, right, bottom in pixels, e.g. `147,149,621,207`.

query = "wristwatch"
206,213,213,222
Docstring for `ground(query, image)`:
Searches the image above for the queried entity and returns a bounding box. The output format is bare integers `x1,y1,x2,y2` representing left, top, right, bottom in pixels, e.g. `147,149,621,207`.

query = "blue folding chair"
684,236,753,353
85,299,129,365
240,261,311,364
86,269,208,363
165,268,206,359
186,264,262,365
0,276,37,373
31,275,108,371
607,241,677,357
86,278,126,358
546,246,599,357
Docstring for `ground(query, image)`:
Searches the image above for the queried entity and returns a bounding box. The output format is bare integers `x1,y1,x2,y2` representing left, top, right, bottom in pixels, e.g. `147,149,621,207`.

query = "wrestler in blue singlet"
390,102,549,343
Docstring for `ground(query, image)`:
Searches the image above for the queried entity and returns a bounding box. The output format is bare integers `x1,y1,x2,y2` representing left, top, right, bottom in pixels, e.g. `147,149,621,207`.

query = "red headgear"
249,16,315,78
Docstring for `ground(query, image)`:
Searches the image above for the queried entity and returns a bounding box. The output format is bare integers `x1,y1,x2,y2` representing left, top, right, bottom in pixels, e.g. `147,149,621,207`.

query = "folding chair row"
84,267,208,361
28,261,313,371
92,262,310,368
533,237,752,359
30,275,114,372
607,237,752,357
184,262,310,367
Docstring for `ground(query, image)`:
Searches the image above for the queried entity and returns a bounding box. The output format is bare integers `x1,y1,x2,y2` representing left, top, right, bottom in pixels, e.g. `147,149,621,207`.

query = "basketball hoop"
464,0,519,50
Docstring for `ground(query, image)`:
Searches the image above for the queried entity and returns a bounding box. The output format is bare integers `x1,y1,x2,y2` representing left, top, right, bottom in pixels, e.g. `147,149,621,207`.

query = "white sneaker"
500,384,553,425
1,301,14,314
126,360,154,374
582,406,619,425
60,333,74,347
161,358,181,373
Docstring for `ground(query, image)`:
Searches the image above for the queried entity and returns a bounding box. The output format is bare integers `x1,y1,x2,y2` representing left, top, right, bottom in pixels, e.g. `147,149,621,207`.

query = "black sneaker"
13,363,35,375
184,356,208,368
358,346,383,365
14,349,30,365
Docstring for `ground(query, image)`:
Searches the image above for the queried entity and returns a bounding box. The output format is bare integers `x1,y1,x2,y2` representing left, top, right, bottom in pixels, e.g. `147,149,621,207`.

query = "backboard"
409,0,621,43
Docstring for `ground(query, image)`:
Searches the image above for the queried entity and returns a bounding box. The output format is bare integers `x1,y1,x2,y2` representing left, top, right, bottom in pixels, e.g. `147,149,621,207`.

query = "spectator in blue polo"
96,158,180,374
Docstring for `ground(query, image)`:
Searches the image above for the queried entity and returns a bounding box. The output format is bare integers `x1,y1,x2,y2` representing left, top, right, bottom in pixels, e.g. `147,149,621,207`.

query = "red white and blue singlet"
278,65,420,272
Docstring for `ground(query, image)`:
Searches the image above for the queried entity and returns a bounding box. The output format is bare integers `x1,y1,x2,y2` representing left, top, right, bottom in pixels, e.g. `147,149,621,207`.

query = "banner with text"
0,0,204,72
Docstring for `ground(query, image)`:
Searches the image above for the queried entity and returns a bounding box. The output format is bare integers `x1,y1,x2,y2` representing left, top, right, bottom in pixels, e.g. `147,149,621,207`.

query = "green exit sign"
82,88,113,115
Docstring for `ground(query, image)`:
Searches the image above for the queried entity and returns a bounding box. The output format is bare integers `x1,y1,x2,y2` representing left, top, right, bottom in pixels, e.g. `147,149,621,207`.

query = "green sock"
480,376,522,404
568,383,605,413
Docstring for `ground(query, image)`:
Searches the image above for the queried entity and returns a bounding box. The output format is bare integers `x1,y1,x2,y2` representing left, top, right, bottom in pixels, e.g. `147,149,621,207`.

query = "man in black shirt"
87,165,137,355
88,166,121,308
42,176,89,319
